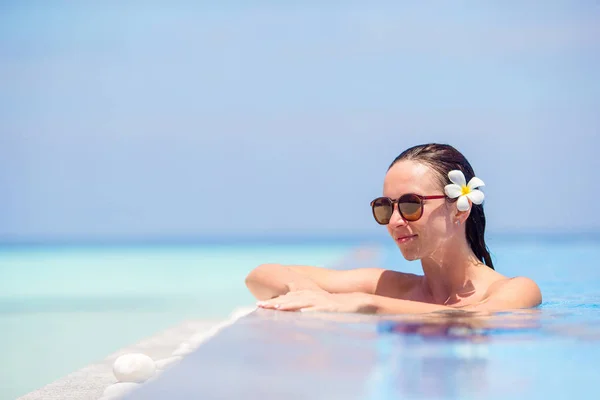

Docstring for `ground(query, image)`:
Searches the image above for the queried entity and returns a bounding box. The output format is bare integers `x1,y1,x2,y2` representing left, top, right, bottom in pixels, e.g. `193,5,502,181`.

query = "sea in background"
0,239,360,399
1,233,599,399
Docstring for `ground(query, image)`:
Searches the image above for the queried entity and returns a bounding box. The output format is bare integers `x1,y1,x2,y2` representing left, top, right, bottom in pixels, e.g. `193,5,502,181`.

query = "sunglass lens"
398,194,423,221
372,197,393,225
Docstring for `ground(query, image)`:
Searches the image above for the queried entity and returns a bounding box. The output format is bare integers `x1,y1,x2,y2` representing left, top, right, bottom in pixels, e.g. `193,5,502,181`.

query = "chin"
402,253,421,262
397,246,421,261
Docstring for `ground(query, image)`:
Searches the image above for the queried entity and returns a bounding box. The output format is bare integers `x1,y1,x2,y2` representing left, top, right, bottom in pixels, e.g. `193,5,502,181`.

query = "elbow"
244,267,257,287
245,263,282,301
245,263,280,285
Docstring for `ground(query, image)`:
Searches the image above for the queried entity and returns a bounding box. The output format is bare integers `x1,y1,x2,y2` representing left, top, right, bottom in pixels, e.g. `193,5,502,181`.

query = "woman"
245,143,542,314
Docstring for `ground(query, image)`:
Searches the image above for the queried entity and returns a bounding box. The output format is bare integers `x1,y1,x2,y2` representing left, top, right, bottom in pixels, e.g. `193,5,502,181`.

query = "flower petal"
466,189,485,205
467,177,485,190
444,184,463,198
457,195,470,211
448,170,466,187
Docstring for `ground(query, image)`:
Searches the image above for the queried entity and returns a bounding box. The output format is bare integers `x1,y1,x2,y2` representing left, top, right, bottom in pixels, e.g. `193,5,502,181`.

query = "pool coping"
15,243,383,400
16,307,255,400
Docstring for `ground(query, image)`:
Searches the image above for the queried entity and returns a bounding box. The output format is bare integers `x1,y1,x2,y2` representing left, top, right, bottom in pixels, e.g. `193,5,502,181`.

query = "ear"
453,199,472,226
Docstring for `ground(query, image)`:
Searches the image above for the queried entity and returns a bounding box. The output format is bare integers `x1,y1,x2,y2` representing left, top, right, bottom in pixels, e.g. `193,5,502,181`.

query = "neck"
420,234,483,305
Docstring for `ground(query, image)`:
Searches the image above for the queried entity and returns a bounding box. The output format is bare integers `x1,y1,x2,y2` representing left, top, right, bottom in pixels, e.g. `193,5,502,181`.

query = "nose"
388,205,408,227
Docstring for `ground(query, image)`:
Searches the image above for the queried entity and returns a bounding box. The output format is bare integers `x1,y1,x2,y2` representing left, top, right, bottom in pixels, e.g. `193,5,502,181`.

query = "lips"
396,234,417,243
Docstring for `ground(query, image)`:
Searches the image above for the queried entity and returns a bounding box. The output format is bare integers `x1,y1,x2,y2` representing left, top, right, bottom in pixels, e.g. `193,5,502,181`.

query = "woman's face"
382,160,455,261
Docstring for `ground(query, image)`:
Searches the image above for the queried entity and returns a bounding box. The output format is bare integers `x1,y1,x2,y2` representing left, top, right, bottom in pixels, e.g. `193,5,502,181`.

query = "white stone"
113,353,156,383
102,381,140,398
155,355,183,370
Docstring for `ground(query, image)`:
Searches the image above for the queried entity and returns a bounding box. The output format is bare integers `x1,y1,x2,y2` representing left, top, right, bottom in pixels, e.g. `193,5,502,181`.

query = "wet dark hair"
389,143,494,270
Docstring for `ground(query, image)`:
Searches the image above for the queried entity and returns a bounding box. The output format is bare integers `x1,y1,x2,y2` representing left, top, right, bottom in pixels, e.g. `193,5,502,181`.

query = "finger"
258,297,316,311
276,301,316,311
257,294,306,309
263,291,310,304
257,293,293,308
257,289,324,310
257,302,277,309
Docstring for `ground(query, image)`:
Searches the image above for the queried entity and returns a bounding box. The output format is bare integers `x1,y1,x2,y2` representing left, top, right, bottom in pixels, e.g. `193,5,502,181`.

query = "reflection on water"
368,338,490,399
367,313,520,399
127,307,600,400
376,309,543,342
363,309,600,399
258,309,552,399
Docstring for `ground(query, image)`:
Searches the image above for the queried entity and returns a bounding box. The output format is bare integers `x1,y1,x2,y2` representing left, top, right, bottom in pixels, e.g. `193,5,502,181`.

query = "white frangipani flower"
444,170,485,212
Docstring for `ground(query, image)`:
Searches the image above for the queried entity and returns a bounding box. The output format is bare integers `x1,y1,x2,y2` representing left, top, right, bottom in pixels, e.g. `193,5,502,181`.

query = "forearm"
245,264,321,301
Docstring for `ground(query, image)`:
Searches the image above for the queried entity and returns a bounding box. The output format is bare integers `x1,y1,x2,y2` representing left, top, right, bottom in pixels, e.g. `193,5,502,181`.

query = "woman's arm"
245,263,400,301
257,276,542,314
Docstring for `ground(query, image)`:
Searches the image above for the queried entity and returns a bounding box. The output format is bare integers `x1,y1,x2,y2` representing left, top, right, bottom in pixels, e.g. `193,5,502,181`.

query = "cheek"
418,209,451,238
387,225,394,236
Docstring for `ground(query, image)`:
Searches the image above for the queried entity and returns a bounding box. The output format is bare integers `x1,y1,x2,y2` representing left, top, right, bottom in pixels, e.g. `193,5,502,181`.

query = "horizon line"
1,230,599,247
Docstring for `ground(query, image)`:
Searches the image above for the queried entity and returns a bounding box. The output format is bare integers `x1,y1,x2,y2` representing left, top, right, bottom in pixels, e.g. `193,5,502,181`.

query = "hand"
257,290,375,314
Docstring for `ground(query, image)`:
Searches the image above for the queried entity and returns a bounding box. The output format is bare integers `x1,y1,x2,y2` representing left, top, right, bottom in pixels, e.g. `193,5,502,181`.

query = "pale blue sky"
1,2,599,241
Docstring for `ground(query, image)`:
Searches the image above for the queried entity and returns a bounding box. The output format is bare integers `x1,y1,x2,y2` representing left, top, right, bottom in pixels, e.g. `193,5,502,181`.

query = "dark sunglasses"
370,194,446,224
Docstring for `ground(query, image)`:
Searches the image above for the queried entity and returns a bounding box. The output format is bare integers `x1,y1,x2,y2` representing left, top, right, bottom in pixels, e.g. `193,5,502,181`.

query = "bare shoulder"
483,276,542,309
372,269,422,298
488,276,541,296
328,267,420,297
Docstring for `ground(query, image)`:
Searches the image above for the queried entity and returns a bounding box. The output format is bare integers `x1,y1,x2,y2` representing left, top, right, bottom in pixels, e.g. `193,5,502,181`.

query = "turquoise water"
0,242,356,399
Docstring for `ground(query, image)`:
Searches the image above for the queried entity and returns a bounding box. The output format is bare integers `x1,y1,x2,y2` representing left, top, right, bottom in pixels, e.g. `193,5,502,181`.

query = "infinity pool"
127,235,600,399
